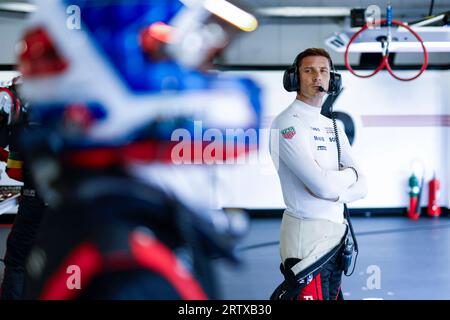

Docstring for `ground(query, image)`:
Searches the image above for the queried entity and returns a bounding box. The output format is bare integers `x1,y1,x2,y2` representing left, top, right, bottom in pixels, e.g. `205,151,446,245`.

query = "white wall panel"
216,70,450,210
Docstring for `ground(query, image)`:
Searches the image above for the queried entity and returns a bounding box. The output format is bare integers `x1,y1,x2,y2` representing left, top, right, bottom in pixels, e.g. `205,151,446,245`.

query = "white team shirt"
270,99,368,223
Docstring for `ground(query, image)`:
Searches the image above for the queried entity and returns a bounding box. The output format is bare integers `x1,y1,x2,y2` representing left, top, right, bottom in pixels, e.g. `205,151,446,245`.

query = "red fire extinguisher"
427,173,441,217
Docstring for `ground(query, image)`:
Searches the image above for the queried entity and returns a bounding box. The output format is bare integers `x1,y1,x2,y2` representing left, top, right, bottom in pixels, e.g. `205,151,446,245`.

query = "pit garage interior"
0,0,449,300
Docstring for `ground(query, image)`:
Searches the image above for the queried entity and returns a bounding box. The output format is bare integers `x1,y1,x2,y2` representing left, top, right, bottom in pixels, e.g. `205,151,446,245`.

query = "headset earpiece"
283,65,299,92
329,71,342,94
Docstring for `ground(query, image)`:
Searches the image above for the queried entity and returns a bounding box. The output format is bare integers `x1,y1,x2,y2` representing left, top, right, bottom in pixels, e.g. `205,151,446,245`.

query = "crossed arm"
272,120,361,201
306,126,368,203
273,121,367,203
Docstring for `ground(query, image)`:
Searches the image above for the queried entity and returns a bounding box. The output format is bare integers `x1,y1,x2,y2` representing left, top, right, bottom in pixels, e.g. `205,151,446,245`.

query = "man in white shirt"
270,48,368,300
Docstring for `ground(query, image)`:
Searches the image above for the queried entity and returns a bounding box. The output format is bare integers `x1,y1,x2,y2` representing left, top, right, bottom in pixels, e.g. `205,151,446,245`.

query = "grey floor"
214,216,450,300
1,216,450,300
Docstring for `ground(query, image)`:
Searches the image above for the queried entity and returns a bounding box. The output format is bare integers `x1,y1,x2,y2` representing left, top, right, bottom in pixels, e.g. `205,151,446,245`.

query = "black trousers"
297,250,344,300
1,194,46,300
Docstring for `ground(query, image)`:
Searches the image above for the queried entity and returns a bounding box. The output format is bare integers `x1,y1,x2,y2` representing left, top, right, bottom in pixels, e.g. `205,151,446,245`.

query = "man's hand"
340,164,358,186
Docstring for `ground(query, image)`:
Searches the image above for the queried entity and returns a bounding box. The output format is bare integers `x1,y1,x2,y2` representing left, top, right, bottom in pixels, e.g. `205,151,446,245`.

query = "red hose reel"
344,19,429,81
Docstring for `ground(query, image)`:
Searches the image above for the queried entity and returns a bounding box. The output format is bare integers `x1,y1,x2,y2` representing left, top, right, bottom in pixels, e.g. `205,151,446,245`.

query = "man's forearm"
304,186,339,202
304,166,360,202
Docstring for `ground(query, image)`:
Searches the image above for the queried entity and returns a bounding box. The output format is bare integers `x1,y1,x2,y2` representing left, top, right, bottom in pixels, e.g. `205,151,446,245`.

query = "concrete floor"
1,216,450,300
214,216,450,300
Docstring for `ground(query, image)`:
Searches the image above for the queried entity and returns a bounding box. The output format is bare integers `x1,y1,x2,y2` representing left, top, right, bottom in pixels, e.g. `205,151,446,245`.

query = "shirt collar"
291,98,322,119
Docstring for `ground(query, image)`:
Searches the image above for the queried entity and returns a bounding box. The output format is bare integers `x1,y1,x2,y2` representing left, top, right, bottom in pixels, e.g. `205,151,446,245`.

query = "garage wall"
1,9,449,211
215,69,450,210
0,16,27,65
1,69,448,210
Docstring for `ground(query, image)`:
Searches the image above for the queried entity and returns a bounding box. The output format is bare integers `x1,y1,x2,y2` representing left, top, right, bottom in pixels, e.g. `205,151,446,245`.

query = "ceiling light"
0,2,36,13
256,7,351,18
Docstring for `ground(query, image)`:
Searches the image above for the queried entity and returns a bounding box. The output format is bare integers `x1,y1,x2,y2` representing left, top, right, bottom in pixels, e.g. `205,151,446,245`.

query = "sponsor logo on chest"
314,136,325,142
281,126,296,139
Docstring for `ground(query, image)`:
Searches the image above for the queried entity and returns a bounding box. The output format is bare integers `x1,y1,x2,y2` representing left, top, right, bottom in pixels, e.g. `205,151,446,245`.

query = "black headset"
283,53,342,94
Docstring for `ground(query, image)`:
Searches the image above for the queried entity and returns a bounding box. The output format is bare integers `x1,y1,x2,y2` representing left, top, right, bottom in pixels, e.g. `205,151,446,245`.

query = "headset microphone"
319,85,341,95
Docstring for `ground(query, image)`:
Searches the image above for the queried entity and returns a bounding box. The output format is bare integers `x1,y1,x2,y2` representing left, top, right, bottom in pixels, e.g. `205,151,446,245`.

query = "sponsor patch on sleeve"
281,126,296,139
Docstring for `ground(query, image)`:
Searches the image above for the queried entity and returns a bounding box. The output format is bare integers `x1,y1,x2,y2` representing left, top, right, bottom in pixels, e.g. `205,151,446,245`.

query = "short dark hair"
294,48,332,69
